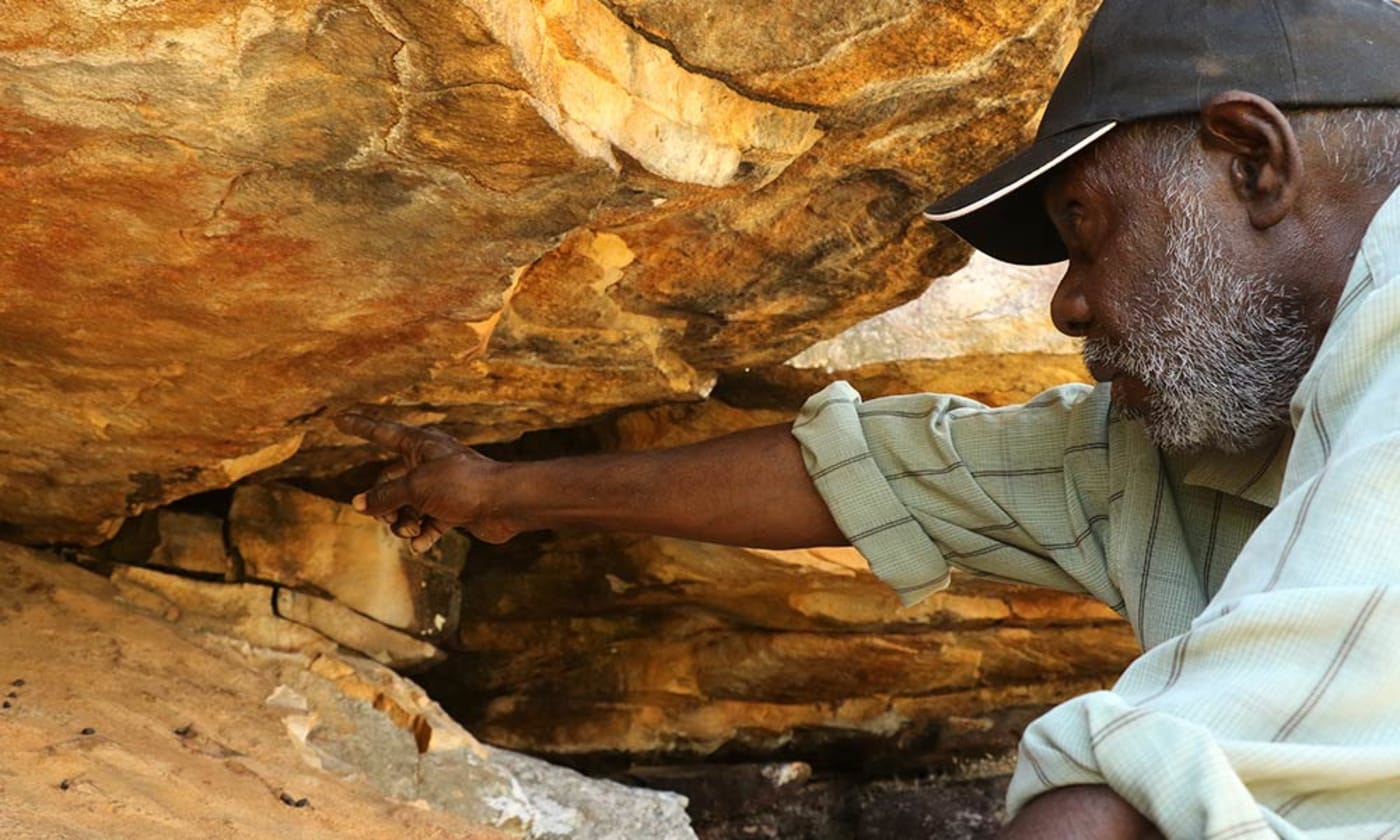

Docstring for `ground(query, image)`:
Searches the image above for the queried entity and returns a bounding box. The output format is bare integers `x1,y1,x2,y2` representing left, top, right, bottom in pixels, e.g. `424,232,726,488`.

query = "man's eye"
1060,206,1086,244
1067,206,1085,231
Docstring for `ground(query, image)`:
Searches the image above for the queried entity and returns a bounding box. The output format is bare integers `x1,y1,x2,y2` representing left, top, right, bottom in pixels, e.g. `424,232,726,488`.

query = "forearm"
497,423,848,549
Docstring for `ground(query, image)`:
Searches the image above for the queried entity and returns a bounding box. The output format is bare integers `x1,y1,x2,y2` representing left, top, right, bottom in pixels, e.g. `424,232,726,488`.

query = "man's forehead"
1041,125,1167,206
1041,152,1101,206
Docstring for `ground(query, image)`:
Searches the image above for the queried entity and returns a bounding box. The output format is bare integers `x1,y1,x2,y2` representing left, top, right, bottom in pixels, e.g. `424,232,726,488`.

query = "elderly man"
339,0,1400,836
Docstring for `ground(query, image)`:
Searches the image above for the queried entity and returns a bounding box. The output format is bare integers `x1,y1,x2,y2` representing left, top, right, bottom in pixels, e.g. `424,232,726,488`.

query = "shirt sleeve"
791,380,1123,608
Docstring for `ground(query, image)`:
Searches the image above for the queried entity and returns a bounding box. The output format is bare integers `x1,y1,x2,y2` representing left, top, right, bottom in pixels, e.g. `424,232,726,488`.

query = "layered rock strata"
64,305,1123,771
431,530,1135,766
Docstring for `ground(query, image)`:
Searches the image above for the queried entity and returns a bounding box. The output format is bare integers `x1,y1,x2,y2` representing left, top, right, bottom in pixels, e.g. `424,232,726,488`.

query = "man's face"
1042,134,1316,453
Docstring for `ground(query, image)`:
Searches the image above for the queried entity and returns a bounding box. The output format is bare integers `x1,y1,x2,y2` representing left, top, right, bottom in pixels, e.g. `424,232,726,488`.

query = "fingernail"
352,494,366,512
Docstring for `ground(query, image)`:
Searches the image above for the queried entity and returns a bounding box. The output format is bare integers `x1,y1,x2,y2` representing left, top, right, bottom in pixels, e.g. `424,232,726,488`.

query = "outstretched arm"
335,414,846,552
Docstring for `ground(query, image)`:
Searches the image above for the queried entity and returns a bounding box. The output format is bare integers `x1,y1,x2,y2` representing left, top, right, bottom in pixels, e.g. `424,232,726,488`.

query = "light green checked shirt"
794,185,1400,838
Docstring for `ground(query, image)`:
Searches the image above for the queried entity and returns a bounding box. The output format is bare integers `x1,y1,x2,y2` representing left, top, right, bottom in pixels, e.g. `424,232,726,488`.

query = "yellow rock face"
229,483,468,639
0,0,1096,543
435,533,1136,761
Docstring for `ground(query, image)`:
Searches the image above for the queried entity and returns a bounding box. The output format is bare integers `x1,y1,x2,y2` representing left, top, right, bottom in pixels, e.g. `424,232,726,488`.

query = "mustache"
1081,334,1149,384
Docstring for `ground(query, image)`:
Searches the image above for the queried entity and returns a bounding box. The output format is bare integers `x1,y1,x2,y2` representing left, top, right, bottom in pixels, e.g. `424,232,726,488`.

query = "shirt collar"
1325,185,1400,335
1176,431,1291,508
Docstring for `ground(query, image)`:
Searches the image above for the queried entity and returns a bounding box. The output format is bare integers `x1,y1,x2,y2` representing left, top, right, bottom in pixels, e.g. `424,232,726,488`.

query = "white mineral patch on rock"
492,750,697,840
789,253,1076,370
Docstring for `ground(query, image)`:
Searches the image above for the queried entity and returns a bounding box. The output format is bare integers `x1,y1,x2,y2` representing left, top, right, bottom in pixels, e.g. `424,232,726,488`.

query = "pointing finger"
336,414,459,460
336,414,426,455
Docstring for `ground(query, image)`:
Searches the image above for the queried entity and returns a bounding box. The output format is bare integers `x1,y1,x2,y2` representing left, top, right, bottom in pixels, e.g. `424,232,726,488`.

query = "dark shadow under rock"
625,761,1012,840
855,775,1009,840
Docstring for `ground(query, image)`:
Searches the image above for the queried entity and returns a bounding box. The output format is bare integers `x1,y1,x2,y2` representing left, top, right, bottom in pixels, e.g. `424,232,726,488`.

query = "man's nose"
1050,268,1094,337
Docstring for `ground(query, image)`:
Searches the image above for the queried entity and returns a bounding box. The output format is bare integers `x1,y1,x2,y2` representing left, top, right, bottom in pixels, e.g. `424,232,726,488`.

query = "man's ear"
1200,91,1302,230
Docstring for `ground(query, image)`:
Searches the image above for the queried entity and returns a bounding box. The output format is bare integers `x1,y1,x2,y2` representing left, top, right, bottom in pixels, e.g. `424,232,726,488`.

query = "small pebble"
2,701,10,710
80,727,95,736
59,779,71,791
11,679,24,688
173,724,194,738
5,691,16,699
279,792,310,808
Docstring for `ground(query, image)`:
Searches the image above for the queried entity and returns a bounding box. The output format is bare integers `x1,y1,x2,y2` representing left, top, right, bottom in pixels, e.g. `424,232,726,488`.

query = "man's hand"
336,414,523,551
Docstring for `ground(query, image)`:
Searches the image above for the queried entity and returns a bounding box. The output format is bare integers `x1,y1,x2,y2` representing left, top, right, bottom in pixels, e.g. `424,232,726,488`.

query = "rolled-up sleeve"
791,380,1124,608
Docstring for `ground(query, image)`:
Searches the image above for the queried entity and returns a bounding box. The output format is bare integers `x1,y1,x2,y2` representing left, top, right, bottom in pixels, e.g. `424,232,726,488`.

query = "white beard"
1080,177,1316,454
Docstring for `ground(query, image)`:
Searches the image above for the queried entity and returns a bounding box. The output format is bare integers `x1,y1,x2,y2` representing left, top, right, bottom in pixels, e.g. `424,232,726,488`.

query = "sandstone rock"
264,651,538,832
0,542,511,840
0,0,1133,825
276,646,698,840
112,563,335,654
0,0,1098,544
112,563,442,668
295,650,487,755
5,541,701,839
423,532,1135,763
419,355,1125,765
229,483,465,640
716,354,1092,423
275,587,445,669
149,510,235,579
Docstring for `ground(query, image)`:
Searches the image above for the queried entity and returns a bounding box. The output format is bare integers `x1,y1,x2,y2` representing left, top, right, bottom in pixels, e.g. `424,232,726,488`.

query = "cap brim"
924,122,1117,265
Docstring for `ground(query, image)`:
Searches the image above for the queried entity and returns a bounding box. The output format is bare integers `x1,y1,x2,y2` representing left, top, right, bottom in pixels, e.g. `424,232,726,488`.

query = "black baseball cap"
925,0,1400,265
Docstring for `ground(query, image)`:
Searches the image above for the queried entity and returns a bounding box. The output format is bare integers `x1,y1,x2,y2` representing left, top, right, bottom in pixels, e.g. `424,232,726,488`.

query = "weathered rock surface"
148,509,237,578
0,541,696,840
0,0,1098,544
429,532,1135,764
112,561,449,668
0,542,498,839
230,483,467,639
